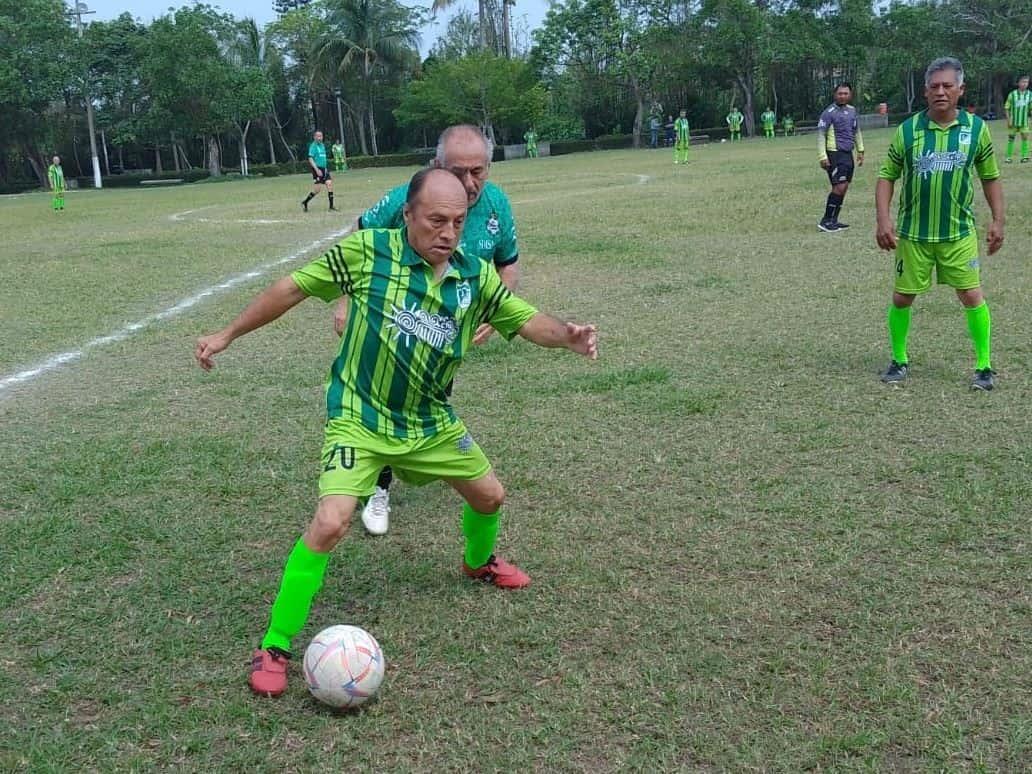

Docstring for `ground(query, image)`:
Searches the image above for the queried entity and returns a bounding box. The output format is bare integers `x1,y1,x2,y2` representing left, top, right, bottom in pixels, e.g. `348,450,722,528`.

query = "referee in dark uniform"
816,83,865,232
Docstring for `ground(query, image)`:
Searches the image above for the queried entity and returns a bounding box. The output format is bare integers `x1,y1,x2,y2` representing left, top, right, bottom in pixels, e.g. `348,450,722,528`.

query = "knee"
470,481,505,514
307,498,354,550
957,288,984,307
892,292,916,308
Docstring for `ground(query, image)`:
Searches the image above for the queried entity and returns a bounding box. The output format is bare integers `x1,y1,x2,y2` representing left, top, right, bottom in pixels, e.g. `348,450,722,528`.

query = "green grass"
1,125,1030,771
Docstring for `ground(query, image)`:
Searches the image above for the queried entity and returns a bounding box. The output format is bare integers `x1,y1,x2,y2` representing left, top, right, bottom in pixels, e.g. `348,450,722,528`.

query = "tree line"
2,0,1029,188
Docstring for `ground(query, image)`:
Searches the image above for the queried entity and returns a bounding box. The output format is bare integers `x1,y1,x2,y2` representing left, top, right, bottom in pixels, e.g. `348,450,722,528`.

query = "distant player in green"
876,57,1005,391
47,155,65,211
673,110,690,164
782,116,795,136
761,109,776,139
331,139,347,172
524,128,538,158
195,168,599,698
726,108,744,141
1004,75,1030,163
301,130,336,212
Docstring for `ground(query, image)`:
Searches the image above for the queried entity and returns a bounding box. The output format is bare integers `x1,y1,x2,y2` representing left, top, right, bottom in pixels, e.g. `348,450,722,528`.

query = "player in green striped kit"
875,57,1005,391
673,110,690,164
195,169,598,697
782,116,795,136
726,108,744,141
761,109,776,139
331,139,347,172
1004,75,1030,163
524,128,538,158
47,156,65,211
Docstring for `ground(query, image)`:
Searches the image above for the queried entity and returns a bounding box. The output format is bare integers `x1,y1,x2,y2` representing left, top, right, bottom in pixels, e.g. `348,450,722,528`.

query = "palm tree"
316,0,420,156
231,18,294,162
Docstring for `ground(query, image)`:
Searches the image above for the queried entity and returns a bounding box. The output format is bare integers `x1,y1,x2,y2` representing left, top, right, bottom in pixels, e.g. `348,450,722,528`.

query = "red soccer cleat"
463,554,531,589
249,648,289,697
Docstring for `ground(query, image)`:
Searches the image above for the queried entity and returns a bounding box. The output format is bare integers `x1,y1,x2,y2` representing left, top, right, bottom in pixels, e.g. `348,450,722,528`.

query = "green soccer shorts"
318,417,492,498
894,233,981,294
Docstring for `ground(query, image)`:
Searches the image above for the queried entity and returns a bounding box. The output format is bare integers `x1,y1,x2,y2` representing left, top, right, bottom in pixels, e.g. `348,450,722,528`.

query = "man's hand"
566,323,598,360
819,158,830,169
333,298,349,337
986,220,1004,255
856,152,865,167
472,323,495,346
195,331,232,371
875,217,898,251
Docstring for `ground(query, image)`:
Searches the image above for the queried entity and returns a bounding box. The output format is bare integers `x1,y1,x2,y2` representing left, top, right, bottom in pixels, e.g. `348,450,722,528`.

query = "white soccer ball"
721,138,727,143
303,625,385,709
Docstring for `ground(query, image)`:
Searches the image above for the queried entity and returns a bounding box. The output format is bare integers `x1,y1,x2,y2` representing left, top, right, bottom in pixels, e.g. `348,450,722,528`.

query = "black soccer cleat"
881,360,909,384
833,220,850,230
818,219,837,233
971,368,996,391
301,199,309,212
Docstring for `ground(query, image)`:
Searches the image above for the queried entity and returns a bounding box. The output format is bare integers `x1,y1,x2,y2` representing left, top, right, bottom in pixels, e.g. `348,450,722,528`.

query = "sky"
80,0,552,56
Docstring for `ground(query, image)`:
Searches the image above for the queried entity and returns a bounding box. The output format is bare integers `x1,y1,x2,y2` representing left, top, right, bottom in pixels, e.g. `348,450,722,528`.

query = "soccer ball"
721,138,727,143
303,625,385,709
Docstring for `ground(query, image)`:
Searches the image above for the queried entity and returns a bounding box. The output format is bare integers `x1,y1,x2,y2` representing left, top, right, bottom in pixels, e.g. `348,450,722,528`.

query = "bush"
538,114,585,141
347,151,434,169
548,139,595,156
250,163,280,177
74,169,211,188
0,181,40,194
593,133,635,150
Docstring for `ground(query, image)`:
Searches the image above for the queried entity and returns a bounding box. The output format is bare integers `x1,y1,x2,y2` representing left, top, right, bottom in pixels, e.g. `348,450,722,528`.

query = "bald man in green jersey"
47,156,65,211
673,110,690,164
876,57,1005,391
195,168,598,698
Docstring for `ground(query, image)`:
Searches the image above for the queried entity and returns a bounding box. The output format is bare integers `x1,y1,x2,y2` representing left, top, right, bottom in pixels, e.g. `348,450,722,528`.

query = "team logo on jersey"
456,280,472,310
959,129,972,147
914,149,968,178
486,213,500,236
387,303,458,350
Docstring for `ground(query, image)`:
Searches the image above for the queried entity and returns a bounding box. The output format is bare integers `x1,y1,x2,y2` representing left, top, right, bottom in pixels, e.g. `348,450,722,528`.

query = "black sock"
824,193,843,222
303,192,315,205
377,467,393,490
328,192,334,208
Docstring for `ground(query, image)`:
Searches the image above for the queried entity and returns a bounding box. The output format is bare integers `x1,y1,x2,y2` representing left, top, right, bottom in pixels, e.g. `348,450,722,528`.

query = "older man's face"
403,172,468,266
439,134,490,206
314,131,323,142
925,69,964,112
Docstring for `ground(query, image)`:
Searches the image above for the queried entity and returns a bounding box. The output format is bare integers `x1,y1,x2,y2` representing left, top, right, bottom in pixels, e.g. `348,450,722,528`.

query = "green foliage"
537,113,585,141
74,169,212,187
396,53,546,142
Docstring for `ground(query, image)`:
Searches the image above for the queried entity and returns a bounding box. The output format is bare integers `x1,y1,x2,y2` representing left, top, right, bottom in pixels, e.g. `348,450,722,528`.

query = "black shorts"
826,150,854,184
311,167,331,184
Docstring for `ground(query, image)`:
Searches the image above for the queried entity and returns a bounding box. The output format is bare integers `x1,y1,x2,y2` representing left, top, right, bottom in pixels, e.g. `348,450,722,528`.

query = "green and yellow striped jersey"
674,117,690,142
878,110,999,243
1005,89,1031,128
47,164,64,191
761,111,776,127
292,228,538,439
726,111,744,130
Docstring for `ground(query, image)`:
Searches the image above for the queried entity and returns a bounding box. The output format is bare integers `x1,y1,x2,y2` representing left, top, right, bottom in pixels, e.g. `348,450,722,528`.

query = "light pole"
69,2,102,189
334,89,348,164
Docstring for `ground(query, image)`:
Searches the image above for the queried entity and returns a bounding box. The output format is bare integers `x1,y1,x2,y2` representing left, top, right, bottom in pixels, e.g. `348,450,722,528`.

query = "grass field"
1,124,1030,772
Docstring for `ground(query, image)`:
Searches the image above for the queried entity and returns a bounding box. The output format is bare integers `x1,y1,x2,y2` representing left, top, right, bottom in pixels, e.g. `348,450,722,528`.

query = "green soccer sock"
462,503,500,569
1006,136,1015,158
888,304,912,364
965,301,991,370
1023,138,1029,159
260,538,330,654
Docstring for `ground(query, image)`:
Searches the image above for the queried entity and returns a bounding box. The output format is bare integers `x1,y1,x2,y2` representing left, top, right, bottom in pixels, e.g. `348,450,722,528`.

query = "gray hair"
435,125,493,166
925,57,964,87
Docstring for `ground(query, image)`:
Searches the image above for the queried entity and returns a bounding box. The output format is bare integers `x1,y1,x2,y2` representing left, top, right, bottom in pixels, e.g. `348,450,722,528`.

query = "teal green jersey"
361,180,519,268
761,111,776,127
308,141,327,168
1005,89,1031,128
292,228,538,439
879,110,1000,243
726,111,744,130
47,164,64,191
674,118,690,142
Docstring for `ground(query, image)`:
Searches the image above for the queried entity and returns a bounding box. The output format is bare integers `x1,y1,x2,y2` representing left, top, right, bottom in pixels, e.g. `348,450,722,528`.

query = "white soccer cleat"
361,487,391,535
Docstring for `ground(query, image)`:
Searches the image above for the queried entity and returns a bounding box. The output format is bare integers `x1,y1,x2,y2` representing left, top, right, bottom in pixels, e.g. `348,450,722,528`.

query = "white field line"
0,224,353,394
169,207,290,225
3,172,653,394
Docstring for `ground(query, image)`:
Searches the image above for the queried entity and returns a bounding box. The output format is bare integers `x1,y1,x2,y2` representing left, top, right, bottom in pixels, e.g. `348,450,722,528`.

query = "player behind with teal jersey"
726,108,744,141
47,155,65,211
524,127,538,158
673,110,690,164
1004,75,1031,163
301,130,336,212
761,108,776,139
194,168,598,697
334,125,522,535
876,57,1005,391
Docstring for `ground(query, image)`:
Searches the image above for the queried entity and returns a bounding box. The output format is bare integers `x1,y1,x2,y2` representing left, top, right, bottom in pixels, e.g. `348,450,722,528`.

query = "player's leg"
1006,132,1016,162
325,174,336,210
360,466,393,535
59,190,64,210
882,238,933,383
936,234,993,388
1021,130,1030,162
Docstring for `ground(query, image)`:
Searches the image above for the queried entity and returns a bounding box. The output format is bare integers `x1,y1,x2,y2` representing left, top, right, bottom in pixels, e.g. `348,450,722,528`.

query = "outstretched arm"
517,313,598,360
196,276,307,370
